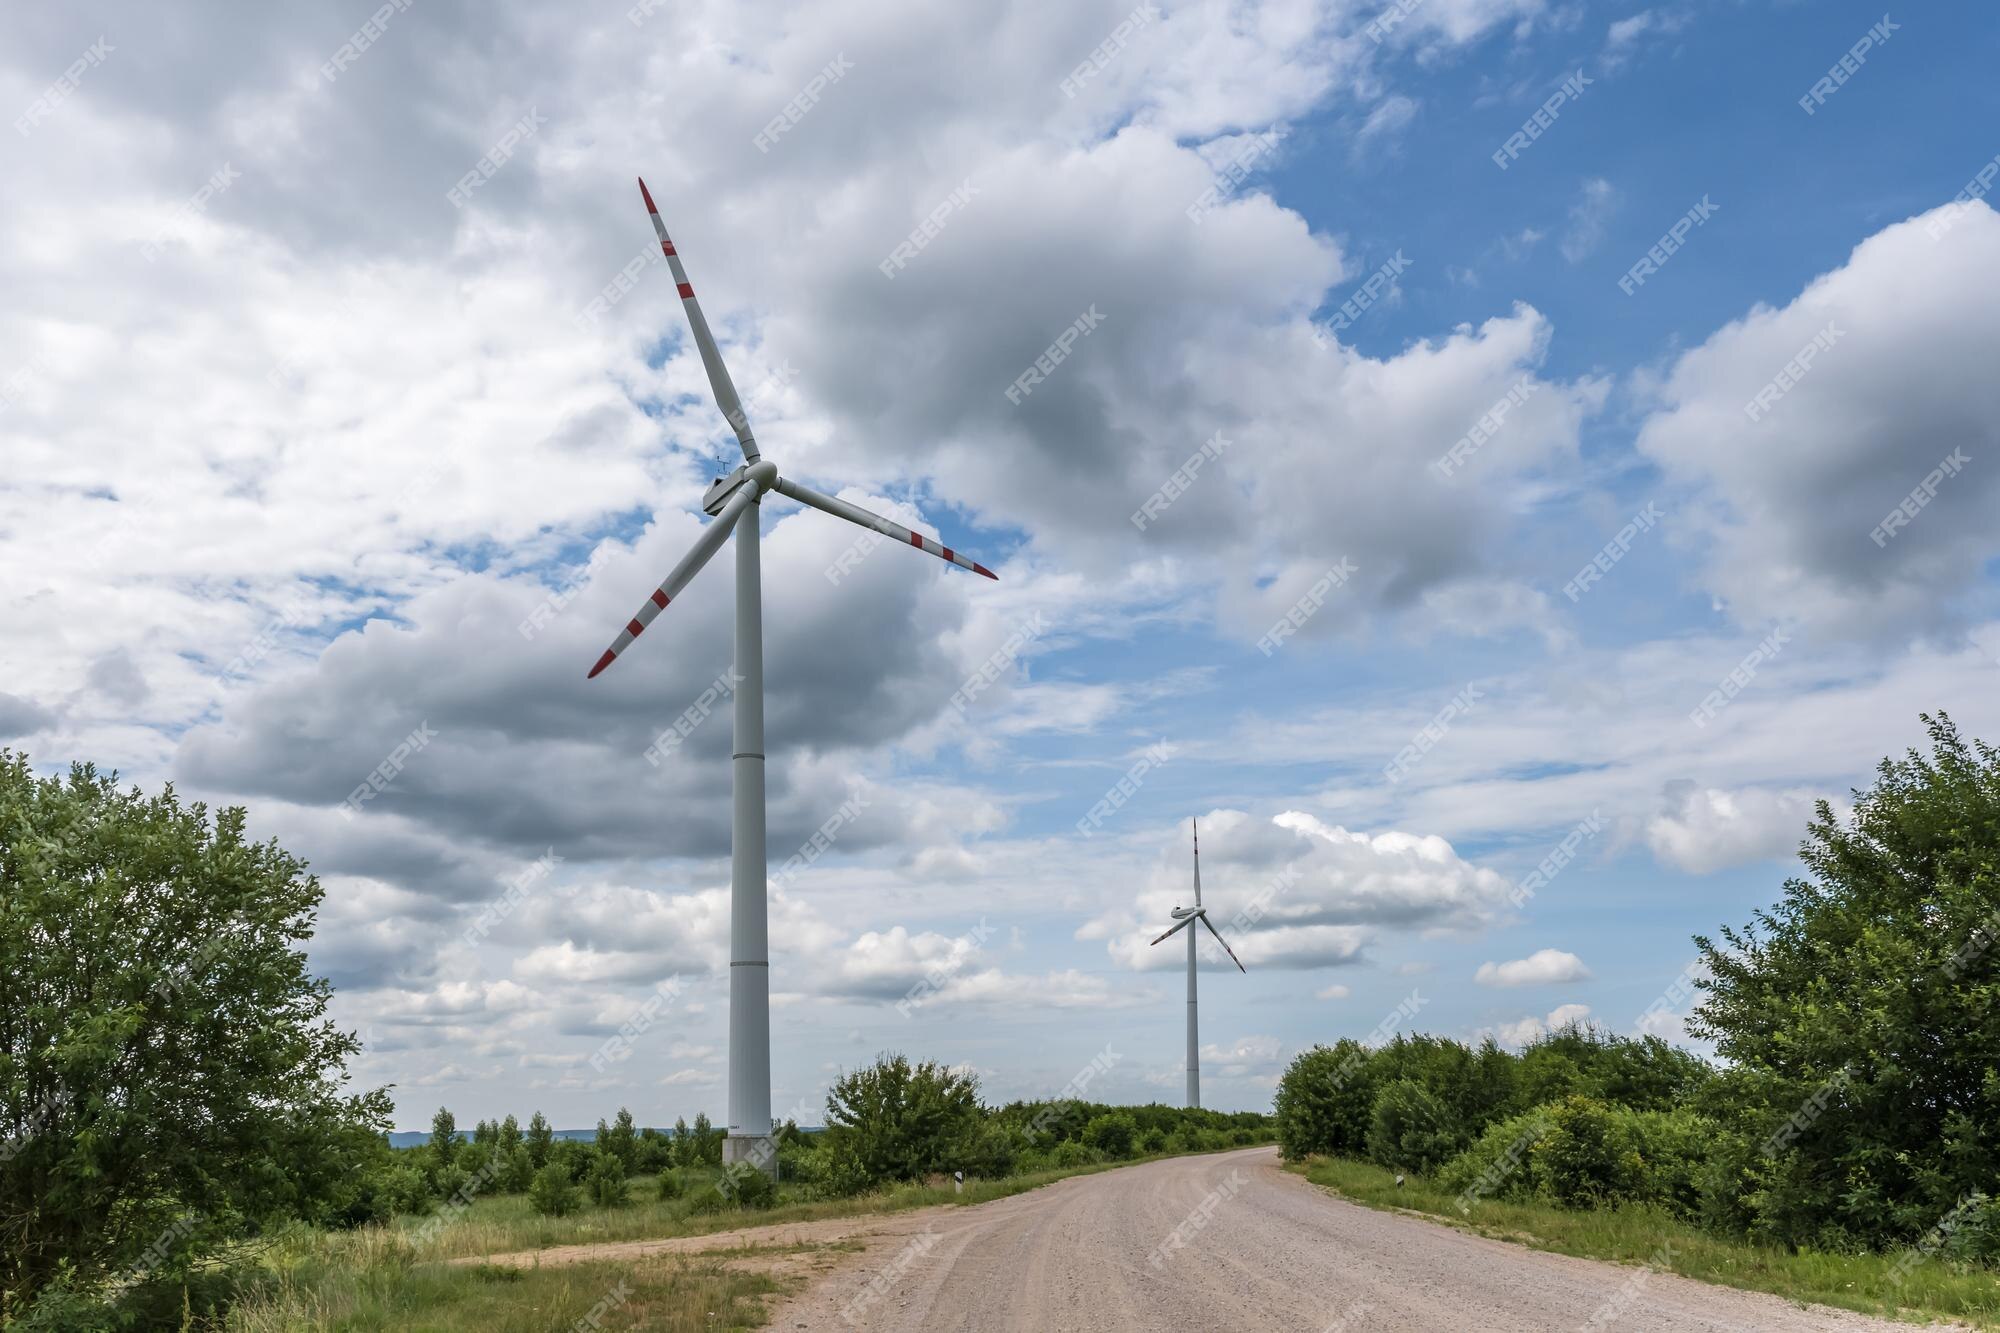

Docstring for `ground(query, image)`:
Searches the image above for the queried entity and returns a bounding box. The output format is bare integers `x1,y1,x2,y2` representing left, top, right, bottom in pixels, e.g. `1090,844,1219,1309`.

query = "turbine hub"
702,459,777,515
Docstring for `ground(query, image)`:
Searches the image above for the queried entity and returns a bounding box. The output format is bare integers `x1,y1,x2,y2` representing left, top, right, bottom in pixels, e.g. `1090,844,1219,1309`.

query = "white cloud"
1473,948,1591,987
1488,1001,1592,1048
1316,983,1352,1000
1636,202,2000,638
1644,782,1828,874
1087,809,1516,971
1560,177,1619,263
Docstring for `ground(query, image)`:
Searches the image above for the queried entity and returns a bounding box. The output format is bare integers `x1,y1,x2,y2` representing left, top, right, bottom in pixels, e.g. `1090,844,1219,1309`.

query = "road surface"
470,1147,1963,1331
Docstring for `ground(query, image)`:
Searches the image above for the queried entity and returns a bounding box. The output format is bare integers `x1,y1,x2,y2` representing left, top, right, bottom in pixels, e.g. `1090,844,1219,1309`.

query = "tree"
822,1054,984,1187
525,1110,554,1168
498,1113,522,1154
1690,714,2000,1248
428,1106,459,1169
671,1115,692,1168
690,1111,723,1166
597,1107,637,1173
0,756,390,1310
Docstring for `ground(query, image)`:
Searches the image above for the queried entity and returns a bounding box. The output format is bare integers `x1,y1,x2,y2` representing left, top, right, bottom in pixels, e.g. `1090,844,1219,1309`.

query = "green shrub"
1366,1079,1464,1175
1139,1127,1169,1155
683,1183,729,1215
722,1164,777,1210
822,1054,984,1189
1050,1139,1095,1168
1082,1112,1138,1159
584,1150,630,1207
656,1168,685,1201
1436,1107,1555,1206
1534,1096,1628,1207
1438,1098,1713,1218
528,1162,581,1217
1274,1040,1375,1159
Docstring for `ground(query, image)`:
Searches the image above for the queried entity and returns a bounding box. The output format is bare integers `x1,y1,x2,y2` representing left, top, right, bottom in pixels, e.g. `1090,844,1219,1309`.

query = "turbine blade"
586,484,758,679
1199,913,1247,972
1192,817,1202,908
1150,917,1194,947
637,177,760,464
772,477,997,579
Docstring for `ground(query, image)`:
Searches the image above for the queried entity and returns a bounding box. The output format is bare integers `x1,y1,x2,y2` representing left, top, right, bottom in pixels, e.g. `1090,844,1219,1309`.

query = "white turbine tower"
1148,819,1245,1109
588,178,998,1174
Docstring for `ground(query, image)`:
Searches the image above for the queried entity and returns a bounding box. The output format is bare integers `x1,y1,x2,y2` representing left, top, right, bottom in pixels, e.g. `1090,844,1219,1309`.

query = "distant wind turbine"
1148,819,1245,1108
587,177,998,1173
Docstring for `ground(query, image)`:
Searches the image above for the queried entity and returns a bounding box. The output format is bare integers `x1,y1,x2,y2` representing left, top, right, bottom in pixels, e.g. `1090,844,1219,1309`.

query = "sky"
4,0,1998,1130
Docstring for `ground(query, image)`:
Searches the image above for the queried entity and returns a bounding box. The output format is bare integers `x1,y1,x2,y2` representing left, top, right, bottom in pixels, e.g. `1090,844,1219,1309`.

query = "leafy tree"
1690,714,2000,1248
690,1111,723,1166
525,1110,554,1167
0,756,390,1310
597,1106,638,1173
472,1117,498,1147
823,1054,983,1187
671,1115,692,1167
427,1106,459,1170
497,1113,522,1154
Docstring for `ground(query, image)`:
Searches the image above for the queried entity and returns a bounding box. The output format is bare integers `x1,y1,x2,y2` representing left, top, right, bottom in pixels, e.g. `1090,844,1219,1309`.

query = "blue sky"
4,0,1998,1127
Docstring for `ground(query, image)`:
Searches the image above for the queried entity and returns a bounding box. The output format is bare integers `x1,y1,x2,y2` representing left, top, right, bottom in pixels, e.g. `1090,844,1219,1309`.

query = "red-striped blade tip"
972,562,998,580
587,649,618,679
637,176,658,214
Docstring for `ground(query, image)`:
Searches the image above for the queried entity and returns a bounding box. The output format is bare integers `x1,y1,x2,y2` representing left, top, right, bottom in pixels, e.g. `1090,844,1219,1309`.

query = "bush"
723,1164,778,1209
585,1150,631,1207
1050,1139,1095,1168
822,1054,985,1189
683,1183,730,1215
528,1162,581,1217
1437,1098,1712,1217
1274,1041,1375,1160
656,1168,685,1200
1366,1079,1464,1175
1082,1112,1138,1159
1139,1127,1169,1155
1534,1096,1628,1207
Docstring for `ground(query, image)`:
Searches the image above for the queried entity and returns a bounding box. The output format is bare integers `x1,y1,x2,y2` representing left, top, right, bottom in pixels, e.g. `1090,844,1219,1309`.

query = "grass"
225,1246,779,1332
1292,1155,2000,1330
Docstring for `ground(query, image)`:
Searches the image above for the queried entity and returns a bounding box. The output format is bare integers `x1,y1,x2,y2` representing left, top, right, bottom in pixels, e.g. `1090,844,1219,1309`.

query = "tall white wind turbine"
588,178,998,1174
1148,819,1245,1109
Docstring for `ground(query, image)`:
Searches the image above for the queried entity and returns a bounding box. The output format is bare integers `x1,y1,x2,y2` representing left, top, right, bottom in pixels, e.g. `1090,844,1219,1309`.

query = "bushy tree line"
774,1054,1275,1198
1277,716,2000,1262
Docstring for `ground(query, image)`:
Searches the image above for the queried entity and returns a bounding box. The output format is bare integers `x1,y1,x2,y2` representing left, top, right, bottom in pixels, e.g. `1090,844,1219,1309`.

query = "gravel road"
764,1146,1962,1332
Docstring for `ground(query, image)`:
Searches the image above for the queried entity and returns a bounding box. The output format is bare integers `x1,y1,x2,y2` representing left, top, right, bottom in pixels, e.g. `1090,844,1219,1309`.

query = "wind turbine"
1148,819,1245,1109
588,178,998,1173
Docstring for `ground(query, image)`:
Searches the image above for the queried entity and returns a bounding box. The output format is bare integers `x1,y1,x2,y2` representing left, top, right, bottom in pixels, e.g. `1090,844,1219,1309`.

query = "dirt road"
470,1147,1961,1330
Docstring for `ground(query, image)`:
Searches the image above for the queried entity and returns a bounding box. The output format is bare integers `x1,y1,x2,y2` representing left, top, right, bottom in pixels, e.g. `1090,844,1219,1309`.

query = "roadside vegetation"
0,751,1271,1328
1277,715,2000,1327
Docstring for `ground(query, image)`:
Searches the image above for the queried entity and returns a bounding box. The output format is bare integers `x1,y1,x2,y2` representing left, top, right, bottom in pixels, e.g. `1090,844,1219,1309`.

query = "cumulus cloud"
1473,948,1591,987
1086,809,1515,971
1636,202,2000,638
1644,781,1828,874
1488,1001,1592,1048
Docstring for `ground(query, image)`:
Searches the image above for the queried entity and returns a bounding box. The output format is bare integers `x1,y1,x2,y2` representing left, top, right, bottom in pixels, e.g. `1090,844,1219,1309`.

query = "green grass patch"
1292,1155,2000,1330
